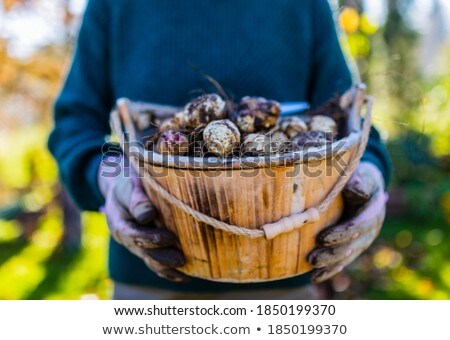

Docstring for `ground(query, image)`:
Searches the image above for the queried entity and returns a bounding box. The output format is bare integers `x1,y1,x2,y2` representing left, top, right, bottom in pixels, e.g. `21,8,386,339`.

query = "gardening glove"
308,161,387,283
98,158,189,282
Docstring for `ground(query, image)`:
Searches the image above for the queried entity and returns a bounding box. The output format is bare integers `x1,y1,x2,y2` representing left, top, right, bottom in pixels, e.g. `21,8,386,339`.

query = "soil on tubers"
233,96,281,133
203,120,241,157
147,92,346,158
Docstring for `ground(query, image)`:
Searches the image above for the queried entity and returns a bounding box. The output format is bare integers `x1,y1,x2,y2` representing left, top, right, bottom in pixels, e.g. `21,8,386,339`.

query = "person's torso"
107,0,315,105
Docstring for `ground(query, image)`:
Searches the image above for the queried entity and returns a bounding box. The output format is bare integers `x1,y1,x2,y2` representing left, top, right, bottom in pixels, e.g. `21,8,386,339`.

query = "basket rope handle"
111,85,372,240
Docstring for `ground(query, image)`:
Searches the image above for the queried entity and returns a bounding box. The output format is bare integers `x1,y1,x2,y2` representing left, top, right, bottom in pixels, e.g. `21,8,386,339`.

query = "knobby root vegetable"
203,119,241,156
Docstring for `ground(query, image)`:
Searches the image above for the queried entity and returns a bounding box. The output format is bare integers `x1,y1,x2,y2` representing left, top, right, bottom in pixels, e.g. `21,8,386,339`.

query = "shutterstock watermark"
100,133,351,179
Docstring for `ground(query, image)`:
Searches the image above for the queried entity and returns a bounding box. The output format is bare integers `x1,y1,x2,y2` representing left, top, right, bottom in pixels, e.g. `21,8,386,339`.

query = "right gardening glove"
308,162,388,283
98,157,190,282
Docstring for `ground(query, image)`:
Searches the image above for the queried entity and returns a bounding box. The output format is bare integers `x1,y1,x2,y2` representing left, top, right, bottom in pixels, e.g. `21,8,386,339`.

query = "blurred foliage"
0,0,111,299
330,0,450,299
0,0,449,299
0,213,110,299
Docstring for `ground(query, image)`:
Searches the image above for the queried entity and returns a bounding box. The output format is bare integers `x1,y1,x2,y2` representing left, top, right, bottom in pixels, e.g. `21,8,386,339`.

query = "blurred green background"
0,0,449,300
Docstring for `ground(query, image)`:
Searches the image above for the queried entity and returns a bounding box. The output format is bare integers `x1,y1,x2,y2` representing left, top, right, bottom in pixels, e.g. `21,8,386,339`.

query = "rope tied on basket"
113,86,372,240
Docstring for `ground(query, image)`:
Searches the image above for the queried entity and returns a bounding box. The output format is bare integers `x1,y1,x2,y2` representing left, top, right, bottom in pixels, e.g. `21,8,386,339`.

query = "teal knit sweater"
49,0,391,292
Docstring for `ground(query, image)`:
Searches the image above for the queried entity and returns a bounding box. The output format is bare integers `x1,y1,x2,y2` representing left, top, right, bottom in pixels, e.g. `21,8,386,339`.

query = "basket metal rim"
130,131,361,170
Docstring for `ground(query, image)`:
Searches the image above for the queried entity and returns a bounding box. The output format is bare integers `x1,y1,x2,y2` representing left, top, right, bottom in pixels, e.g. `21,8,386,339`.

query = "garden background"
0,0,449,299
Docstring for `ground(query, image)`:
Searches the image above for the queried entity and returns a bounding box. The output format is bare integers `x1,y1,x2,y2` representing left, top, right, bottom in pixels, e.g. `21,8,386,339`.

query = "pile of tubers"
149,94,342,158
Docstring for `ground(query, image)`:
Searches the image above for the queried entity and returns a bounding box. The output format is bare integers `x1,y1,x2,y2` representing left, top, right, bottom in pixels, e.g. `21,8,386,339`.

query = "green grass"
0,210,111,300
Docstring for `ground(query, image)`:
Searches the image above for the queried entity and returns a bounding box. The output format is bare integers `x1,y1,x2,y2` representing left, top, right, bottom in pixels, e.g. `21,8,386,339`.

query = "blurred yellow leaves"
360,14,378,35
346,32,371,58
440,265,450,288
373,247,402,270
416,279,435,297
391,266,446,299
0,127,58,192
339,7,360,34
0,220,21,242
339,7,379,35
0,210,111,299
0,216,60,299
339,7,379,59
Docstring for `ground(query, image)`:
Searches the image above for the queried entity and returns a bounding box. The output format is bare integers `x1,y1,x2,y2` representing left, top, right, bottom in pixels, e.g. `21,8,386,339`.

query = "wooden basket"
110,85,372,283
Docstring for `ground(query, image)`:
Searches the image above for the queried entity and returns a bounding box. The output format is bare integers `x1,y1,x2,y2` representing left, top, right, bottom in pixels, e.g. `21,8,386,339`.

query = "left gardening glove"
99,157,190,282
308,161,388,283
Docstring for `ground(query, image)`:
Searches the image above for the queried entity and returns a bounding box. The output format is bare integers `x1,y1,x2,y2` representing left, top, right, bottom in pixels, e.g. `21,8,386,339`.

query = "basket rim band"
121,131,362,170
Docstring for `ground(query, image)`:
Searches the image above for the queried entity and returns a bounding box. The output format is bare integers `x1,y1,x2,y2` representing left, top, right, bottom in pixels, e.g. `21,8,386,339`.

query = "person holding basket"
49,0,391,299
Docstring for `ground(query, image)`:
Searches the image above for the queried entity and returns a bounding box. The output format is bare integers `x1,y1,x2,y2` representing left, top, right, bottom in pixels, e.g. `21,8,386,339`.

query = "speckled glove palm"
308,162,387,283
98,159,189,282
